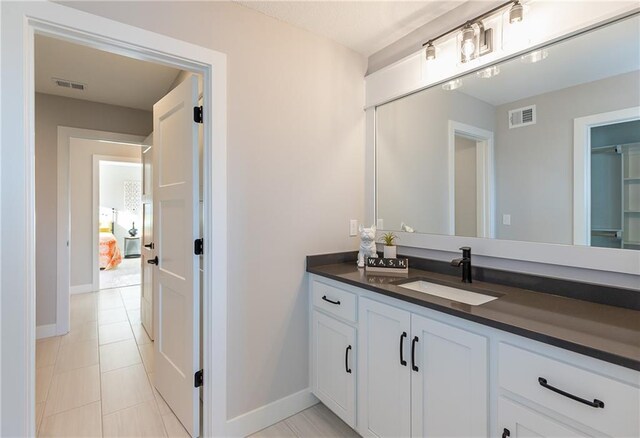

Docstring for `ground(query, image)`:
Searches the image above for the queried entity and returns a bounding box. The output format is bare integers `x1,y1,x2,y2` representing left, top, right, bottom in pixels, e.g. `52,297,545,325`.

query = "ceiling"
456,15,640,106
35,35,182,111
235,0,466,57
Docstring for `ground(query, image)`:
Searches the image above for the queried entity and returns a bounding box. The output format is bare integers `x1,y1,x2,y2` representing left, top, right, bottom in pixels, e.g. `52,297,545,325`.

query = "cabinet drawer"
499,343,639,437
312,280,357,323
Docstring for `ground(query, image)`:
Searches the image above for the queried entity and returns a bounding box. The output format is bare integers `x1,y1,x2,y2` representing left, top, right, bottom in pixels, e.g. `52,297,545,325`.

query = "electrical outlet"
349,219,358,236
502,214,511,226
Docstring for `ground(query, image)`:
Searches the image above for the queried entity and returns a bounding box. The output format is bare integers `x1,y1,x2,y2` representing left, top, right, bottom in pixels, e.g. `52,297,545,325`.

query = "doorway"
448,121,495,238
97,158,144,290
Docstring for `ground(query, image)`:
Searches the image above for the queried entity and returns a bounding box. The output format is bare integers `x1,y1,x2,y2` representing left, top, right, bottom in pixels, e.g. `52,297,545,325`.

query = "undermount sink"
398,280,499,306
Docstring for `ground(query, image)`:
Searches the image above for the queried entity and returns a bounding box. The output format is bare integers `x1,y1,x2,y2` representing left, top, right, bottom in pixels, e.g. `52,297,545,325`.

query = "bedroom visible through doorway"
98,158,143,290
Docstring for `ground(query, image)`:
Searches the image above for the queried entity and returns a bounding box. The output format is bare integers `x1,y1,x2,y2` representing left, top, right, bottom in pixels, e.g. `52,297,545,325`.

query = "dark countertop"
307,261,640,371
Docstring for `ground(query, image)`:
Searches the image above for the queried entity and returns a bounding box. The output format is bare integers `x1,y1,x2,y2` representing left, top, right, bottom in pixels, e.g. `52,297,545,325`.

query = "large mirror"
376,14,640,250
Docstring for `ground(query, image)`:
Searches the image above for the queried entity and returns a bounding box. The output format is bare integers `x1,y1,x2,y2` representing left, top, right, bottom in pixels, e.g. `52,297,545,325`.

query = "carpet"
100,257,141,290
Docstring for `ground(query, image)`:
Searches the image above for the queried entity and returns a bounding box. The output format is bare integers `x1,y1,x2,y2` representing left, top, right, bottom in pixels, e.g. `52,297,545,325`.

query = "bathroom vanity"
307,253,639,438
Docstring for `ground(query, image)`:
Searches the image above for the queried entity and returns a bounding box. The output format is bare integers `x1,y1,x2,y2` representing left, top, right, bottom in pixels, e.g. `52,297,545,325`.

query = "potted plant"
380,232,398,259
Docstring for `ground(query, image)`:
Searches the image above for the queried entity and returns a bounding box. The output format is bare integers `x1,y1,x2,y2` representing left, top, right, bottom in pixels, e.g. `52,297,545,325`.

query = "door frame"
573,106,640,245
448,121,495,238
1,3,227,436
55,127,145,337
92,154,143,291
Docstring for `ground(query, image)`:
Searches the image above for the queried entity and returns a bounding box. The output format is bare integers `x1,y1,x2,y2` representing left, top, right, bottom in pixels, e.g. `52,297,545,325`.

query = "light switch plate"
377,219,384,229
349,219,358,236
502,214,511,225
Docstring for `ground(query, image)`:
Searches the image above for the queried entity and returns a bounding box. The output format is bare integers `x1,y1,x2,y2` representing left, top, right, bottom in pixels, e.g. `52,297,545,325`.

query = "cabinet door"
498,396,587,438
411,314,487,438
311,311,356,427
358,298,411,438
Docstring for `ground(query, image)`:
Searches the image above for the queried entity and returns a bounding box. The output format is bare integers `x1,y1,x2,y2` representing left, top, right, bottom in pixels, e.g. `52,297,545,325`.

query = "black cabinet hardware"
322,295,340,305
345,345,352,374
399,332,407,366
501,428,510,438
411,336,419,372
538,377,604,408
144,243,154,249
147,256,158,265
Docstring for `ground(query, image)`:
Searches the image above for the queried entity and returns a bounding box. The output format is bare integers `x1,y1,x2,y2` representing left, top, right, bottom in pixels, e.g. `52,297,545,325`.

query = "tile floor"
35,285,189,437
36,285,358,437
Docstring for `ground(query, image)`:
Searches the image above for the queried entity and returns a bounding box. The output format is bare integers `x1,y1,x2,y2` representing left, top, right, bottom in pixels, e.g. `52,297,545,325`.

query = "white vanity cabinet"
308,274,640,438
498,397,586,438
357,297,487,438
310,279,358,428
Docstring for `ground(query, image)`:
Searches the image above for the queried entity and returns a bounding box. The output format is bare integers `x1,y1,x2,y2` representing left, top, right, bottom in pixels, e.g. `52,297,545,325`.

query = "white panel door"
410,314,488,437
152,75,200,437
141,135,154,339
358,298,411,438
311,310,356,427
498,397,586,438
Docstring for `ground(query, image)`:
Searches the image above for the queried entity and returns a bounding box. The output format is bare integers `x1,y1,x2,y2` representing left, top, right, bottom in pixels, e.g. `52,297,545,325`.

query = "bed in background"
99,208,122,270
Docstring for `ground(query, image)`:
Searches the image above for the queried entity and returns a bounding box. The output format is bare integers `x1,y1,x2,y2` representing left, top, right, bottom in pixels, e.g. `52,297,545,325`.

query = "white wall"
494,71,640,244
454,136,477,238
61,0,367,421
35,93,152,325
99,162,143,246
69,142,141,288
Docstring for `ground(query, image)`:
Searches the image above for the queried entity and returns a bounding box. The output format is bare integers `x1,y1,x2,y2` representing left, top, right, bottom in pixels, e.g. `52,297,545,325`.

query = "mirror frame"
365,9,640,275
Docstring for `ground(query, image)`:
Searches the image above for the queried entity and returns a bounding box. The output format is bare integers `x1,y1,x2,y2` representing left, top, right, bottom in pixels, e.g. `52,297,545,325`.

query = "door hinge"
194,369,203,388
193,106,203,124
194,238,204,255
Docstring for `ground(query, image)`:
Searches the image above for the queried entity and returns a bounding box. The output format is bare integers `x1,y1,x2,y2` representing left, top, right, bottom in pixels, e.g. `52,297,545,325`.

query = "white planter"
383,245,397,259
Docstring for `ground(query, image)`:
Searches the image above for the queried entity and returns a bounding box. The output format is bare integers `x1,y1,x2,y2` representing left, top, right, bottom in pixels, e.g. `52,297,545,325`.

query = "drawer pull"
411,336,419,372
538,377,605,408
345,345,352,374
501,428,510,438
399,332,407,366
322,295,340,305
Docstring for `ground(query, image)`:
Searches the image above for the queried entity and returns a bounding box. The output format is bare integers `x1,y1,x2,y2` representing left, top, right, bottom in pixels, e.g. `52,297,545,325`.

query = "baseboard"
225,388,318,437
69,283,94,294
36,324,57,339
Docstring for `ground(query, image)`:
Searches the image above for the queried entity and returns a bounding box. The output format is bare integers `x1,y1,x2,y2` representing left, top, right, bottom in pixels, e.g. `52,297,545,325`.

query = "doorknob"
147,256,158,265
144,243,154,249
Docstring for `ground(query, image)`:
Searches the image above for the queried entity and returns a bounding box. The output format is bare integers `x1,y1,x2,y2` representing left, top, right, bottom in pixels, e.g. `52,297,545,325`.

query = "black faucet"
451,246,472,283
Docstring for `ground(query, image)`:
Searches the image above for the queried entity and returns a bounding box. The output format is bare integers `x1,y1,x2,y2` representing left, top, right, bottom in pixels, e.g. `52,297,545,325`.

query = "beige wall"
494,71,640,245
63,1,367,419
36,93,152,325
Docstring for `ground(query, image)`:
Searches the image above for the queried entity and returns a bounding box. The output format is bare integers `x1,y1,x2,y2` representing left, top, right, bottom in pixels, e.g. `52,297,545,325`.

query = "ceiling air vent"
52,77,86,91
509,105,536,129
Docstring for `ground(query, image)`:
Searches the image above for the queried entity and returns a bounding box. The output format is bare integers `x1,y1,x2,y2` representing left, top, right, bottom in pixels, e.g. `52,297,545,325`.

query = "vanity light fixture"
425,41,436,61
442,79,463,91
509,1,524,24
422,0,523,62
521,49,548,63
477,66,500,78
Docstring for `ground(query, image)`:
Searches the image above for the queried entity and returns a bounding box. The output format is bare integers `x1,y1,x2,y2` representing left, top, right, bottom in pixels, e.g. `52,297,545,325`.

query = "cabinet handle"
399,332,407,366
345,345,352,374
147,256,158,265
501,428,510,438
144,243,154,249
322,295,340,305
411,336,419,372
538,377,604,408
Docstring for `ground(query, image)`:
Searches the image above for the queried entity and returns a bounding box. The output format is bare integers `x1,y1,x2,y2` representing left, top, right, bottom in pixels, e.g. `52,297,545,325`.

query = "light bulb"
509,1,524,24
477,66,500,79
460,24,476,60
425,42,436,61
521,49,548,64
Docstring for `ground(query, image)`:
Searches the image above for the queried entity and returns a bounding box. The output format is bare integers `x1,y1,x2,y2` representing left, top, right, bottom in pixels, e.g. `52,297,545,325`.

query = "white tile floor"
35,285,189,437
37,285,358,437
